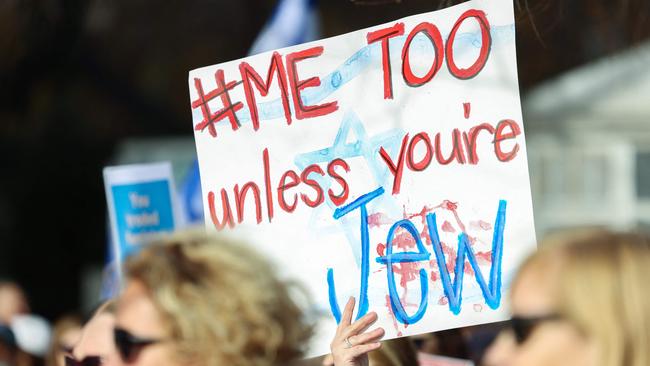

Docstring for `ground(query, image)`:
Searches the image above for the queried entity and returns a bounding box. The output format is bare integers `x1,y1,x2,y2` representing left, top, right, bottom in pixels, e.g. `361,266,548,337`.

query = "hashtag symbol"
192,69,244,138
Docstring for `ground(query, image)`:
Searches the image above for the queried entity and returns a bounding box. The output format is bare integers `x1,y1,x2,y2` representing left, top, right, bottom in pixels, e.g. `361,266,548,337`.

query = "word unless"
327,188,506,324
207,149,350,230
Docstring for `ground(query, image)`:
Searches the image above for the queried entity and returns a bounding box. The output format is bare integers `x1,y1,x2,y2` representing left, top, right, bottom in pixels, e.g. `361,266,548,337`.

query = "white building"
523,41,650,236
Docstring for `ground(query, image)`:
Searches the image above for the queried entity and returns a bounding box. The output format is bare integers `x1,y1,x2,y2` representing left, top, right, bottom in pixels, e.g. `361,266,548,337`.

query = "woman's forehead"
510,265,559,315
116,281,168,337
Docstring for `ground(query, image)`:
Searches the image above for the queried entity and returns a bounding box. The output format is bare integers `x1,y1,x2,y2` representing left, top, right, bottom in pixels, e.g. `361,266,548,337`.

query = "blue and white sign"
103,162,180,280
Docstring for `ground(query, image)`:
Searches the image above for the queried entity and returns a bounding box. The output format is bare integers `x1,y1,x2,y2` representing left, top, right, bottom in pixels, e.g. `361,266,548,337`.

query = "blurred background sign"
103,162,180,287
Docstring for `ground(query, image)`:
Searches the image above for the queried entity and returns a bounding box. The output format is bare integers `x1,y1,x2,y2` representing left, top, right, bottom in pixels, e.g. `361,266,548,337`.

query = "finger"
348,342,382,358
337,297,355,334
343,311,378,338
349,327,385,345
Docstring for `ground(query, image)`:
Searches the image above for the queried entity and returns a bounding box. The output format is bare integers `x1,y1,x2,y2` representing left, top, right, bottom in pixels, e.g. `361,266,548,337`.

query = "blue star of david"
293,110,403,265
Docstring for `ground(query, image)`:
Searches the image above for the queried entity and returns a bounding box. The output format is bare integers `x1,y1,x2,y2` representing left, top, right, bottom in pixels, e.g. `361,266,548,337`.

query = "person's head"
114,231,311,366
11,314,51,366
484,229,650,366
0,282,29,325
45,315,82,366
70,301,118,366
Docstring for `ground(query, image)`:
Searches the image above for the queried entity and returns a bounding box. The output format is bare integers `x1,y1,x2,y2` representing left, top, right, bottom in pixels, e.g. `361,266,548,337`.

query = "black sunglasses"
509,314,562,344
64,355,102,366
113,327,166,363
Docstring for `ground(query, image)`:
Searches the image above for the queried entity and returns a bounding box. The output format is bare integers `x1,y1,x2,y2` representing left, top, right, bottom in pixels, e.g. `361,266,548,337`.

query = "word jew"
327,187,506,324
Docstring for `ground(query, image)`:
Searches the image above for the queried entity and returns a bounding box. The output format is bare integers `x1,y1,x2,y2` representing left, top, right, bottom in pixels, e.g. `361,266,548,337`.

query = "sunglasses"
113,327,166,363
64,355,102,366
509,314,562,344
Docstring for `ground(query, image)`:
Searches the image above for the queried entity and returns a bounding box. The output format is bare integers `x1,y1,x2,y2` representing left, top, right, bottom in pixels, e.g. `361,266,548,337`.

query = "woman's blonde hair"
124,231,312,366
515,229,650,366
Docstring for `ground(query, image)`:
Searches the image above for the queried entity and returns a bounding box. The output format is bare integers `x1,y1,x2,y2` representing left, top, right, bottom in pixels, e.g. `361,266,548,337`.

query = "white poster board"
189,0,536,355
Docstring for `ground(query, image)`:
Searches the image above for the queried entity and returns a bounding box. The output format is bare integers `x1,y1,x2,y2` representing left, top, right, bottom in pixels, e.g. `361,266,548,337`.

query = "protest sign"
189,0,536,355
103,162,180,280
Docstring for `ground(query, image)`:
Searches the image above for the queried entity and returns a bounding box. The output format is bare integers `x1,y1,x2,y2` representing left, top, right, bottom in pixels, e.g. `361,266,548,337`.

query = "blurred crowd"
0,229,647,366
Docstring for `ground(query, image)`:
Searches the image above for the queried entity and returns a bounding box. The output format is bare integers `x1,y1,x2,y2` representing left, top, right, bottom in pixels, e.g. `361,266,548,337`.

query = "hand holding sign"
330,297,385,366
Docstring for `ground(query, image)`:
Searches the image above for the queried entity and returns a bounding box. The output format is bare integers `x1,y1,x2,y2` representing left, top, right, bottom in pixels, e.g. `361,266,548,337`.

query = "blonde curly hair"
124,231,312,366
